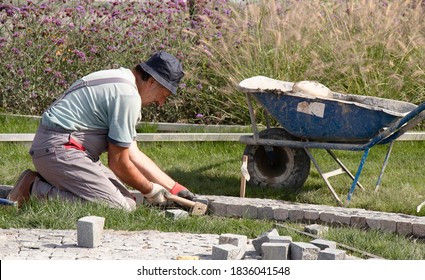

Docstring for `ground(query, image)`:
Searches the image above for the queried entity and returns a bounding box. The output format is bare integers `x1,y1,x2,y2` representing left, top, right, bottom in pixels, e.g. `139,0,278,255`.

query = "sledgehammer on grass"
164,192,208,216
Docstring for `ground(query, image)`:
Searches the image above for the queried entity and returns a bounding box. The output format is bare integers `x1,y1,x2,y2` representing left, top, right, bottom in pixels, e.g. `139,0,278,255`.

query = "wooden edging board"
0,132,424,143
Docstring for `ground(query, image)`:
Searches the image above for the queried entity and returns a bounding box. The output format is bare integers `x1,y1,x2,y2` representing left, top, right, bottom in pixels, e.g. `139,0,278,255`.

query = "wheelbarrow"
238,76,425,205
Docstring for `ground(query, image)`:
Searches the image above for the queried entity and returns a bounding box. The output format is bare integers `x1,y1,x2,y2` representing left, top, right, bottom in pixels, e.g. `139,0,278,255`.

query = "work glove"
143,183,167,206
171,182,195,200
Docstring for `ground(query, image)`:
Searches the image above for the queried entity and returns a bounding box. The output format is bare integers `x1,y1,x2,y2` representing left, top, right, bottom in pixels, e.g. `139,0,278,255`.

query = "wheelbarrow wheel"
243,128,310,190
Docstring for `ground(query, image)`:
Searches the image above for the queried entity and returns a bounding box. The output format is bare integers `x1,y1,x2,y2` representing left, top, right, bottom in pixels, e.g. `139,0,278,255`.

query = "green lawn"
0,115,425,259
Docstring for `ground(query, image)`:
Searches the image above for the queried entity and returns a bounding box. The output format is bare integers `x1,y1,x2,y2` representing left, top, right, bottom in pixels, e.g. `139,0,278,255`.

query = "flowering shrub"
1,0,424,125
0,0,234,123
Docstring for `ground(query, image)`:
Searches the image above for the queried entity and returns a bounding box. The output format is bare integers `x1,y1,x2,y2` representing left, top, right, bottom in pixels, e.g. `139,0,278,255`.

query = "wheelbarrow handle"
367,101,425,147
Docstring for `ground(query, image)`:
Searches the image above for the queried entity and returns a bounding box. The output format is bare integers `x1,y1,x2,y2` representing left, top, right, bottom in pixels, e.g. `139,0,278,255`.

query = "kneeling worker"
8,51,194,211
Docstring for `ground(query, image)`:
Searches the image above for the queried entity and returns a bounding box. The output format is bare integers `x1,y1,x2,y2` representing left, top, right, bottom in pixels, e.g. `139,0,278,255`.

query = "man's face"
154,83,172,106
141,78,172,107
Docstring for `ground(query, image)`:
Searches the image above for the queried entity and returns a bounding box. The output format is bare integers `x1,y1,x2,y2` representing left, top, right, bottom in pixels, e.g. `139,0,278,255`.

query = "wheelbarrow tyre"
244,128,310,191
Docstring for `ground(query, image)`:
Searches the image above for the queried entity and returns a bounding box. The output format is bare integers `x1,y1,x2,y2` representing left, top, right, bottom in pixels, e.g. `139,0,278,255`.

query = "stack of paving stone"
211,228,353,260
204,195,425,238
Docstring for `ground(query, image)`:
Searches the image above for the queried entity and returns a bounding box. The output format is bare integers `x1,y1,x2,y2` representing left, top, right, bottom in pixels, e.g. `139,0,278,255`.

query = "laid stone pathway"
204,195,425,237
0,228,221,260
1,188,425,260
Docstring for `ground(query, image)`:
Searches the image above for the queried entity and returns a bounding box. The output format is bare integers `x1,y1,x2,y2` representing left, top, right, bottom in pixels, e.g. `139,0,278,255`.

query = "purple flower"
12,47,21,55
107,45,118,51
54,71,63,78
55,38,65,45
17,68,24,76
89,46,98,53
53,18,62,26
42,17,52,24
196,113,204,118
72,49,87,61
76,5,85,14
44,67,52,73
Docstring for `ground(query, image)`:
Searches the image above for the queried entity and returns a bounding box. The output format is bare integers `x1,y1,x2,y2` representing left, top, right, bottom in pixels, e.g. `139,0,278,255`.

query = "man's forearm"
108,143,153,194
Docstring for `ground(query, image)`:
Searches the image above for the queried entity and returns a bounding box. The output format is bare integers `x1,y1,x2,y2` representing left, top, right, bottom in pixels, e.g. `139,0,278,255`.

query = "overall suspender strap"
63,77,136,95
48,77,136,109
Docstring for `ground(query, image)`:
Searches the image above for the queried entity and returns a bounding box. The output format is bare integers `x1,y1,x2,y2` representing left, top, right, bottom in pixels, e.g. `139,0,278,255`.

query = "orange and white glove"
171,182,195,200
144,183,167,205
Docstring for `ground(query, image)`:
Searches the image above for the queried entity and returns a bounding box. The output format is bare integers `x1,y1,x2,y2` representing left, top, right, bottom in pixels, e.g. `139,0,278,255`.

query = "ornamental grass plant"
1,0,424,125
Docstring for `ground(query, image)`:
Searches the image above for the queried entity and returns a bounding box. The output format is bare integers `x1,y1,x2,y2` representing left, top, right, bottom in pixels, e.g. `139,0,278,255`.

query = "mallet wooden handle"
164,192,196,208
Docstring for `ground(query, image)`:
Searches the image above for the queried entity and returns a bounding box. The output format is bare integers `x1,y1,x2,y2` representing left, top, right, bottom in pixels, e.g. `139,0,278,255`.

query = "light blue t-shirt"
42,68,141,147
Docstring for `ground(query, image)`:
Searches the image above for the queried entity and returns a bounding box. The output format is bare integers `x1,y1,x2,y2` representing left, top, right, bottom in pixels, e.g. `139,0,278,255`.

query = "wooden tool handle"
164,192,195,207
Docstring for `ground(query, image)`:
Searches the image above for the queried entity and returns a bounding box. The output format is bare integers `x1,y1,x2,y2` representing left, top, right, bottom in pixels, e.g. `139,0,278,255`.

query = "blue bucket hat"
139,51,184,94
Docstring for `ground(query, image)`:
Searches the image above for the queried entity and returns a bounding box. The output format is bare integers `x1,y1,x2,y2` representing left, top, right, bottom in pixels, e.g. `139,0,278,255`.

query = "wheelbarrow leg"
326,150,365,191
245,92,260,141
347,148,370,201
374,141,394,192
304,148,343,206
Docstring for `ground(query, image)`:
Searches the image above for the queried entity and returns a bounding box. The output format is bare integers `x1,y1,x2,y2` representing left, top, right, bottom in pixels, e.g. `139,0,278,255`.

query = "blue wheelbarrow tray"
238,76,417,143
238,76,425,205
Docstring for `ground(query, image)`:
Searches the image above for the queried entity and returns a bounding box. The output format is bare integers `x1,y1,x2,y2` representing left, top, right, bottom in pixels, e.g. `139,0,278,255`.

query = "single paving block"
350,215,367,229
333,213,351,226
310,239,336,250
274,208,289,221
212,244,241,260
412,222,425,238
219,234,248,259
258,206,274,220
241,205,258,219
219,234,248,248
304,210,320,223
380,219,397,233
227,204,245,218
252,228,279,254
165,209,189,220
320,212,336,224
396,220,412,236
304,224,329,237
366,216,381,230
209,201,227,217
267,235,293,244
318,248,346,260
290,242,320,260
262,242,290,260
288,209,304,222
77,216,105,248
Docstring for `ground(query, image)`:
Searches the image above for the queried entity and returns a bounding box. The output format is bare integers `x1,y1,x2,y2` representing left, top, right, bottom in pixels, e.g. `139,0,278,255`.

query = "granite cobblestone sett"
1,194,424,259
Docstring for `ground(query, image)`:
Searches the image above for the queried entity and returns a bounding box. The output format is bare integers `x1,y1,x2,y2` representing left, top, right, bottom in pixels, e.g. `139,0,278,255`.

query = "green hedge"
1,0,424,125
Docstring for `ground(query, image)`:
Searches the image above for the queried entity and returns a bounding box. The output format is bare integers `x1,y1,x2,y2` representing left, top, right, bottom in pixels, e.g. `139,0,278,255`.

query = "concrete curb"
201,195,425,238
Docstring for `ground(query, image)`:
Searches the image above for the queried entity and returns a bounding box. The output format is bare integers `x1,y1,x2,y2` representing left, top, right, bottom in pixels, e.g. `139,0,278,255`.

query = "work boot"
7,169,38,207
